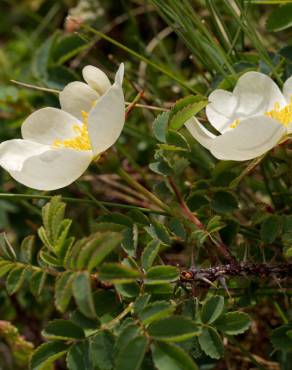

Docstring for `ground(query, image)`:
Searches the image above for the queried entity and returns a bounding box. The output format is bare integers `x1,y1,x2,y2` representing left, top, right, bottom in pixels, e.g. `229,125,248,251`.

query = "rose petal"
206,90,238,133
233,71,286,116
82,65,111,95
283,75,292,104
59,81,99,121
210,116,286,161
184,117,215,150
0,139,92,190
21,107,84,146
88,64,125,155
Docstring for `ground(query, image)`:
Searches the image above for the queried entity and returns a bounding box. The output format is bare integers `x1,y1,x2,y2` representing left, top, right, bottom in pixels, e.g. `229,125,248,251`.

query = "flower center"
265,97,292,126
53,111,92,151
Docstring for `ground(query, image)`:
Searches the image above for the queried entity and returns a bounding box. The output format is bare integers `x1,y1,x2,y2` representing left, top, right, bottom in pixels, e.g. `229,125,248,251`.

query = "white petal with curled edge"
184,117,216,150
59,81,99,121
206,90,238,133
210,116,285,161
87,65,125,156
0,139,92,190
0,139,48,172
21,107,84,146
283,75,292,103
114,63,124,86
82,65,112,95
233,71,286,117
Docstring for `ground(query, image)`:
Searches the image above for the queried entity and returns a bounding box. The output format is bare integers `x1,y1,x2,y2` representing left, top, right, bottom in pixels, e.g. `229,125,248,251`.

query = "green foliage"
1,1,292,369
0,197,253,368
201,296,224,324
266,4,292,31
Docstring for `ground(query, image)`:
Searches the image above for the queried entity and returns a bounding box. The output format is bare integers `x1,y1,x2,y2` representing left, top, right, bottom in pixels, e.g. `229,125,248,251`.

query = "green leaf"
114,335,147,370
214,312,251,335
166,130,190,151
6,266,28,295
139,301,176,325
114,324,140,355
134,294,151,315
271,324,292,351
0,261,15,278
99,263,141,283
39,251,60,267
90,331,114,370
32,32,58,80
198,327,224,359
93,290,118,316
98,213,133,227
42,196,66,243
153,111,170,142
0,233,16,260
30,270,47,297
55,271,74,313
168,218,186,239
210,191,238,213
54,220,73,260
151,341,199,370
260,215,282,244
38,228,53,250
148,316,200,342
70,311,99,330
266,4,292,32
42,320,85,340
206,215,224,234
128,210,150,225
87,232,122,271
187,194,209,211
46,65,78,89
122,225,138,257
73,272,96,318
169,98,207,130
141,240,161,271
75,235,102,270
30,341,69,370
145,222,171,245
149,160,173,176
145,283,173,296
146,266,179,285
201,296,224,324
66,340,92,370
115,282,140,298
20,235,35,264
52,33,87,65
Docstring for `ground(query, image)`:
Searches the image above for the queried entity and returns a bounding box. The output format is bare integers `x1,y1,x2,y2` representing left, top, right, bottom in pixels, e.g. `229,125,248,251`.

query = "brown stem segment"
168,177,235,263
180,262,292,283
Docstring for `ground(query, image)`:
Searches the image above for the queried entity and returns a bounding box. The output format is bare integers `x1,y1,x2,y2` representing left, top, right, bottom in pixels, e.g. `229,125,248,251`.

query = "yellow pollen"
265,96,292,126
229,118,240,129
53,110,91,151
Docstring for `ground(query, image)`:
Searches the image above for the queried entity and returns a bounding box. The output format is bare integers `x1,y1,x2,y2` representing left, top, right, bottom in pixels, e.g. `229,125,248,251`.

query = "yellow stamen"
229,118,240,129
52,110,91,151
265,96,292,127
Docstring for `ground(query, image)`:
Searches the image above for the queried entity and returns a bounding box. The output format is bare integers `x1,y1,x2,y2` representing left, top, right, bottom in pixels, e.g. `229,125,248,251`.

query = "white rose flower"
185,72,292,161
0,63,125,190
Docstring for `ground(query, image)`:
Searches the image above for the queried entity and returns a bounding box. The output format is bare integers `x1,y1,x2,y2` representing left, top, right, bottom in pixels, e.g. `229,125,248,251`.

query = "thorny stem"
168,177,234,262
168,177,203,229
11,261,292,299
180,262,292,283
